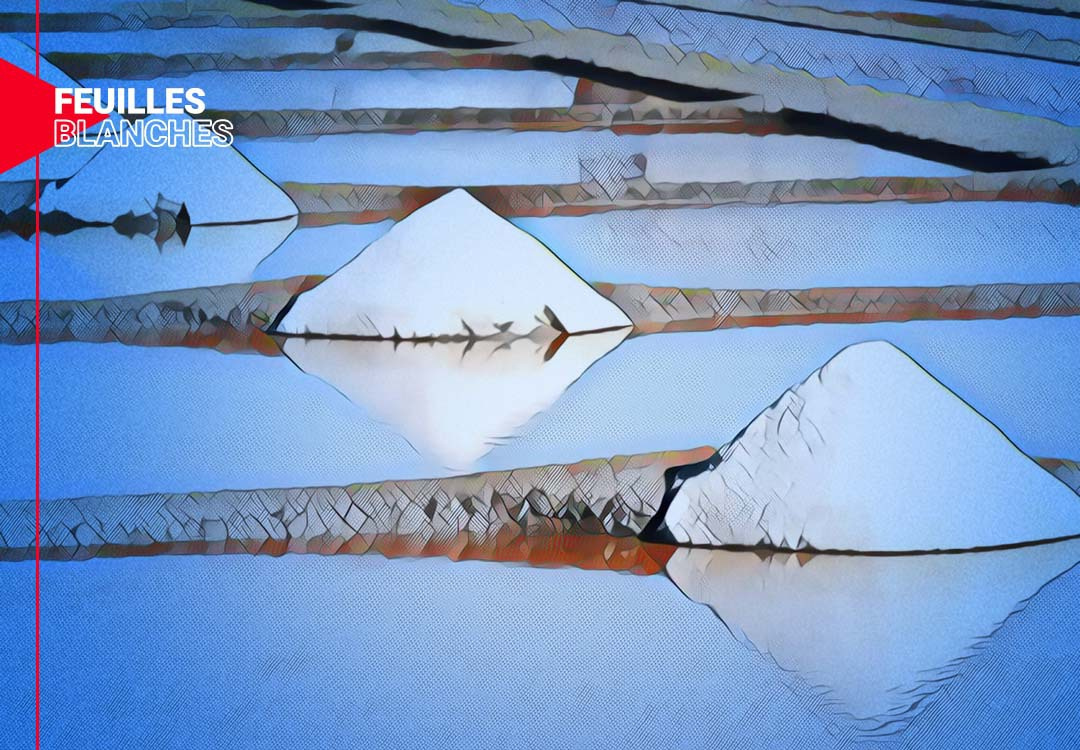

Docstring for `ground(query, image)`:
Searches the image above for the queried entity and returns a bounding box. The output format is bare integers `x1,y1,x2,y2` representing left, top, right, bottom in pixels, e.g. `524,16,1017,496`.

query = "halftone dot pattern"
911,317,1080,460
11,554,851,750
3,549,1074,749
83,70,577,112
898,558,1080,749
457,0,1080,122
516,202,1080,290
10,317,1079,502
478,318,1080,476
252,221,394,281
234,129,959,187
29,342,443,501
0,560,34,750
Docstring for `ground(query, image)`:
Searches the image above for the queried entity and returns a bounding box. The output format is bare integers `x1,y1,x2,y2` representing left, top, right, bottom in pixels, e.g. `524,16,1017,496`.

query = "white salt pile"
274,189,632,338
660,341,1080,552
38,113,298,225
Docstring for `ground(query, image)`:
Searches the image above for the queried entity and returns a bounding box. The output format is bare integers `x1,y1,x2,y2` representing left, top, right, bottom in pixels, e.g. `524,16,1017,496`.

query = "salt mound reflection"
667,540,1080,733
282,328,628,469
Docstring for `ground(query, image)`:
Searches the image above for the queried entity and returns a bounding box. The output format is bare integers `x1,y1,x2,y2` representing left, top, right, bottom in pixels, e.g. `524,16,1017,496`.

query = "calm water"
3,199,1077,300
0,543,1079,749
0,315,1077,502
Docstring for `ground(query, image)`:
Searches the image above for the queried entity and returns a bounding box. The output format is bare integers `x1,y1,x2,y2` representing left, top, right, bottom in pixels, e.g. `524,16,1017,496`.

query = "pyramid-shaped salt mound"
38,114,298,226
273,189,632,338
659,341,1080,552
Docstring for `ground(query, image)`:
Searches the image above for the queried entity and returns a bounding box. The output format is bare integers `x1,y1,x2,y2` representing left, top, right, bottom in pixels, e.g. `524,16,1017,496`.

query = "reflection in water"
30,219,296,299
282,328,629,469
666,540,1080,736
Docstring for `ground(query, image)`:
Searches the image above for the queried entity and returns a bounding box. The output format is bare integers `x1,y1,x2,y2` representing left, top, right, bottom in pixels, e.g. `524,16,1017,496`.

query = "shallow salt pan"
515,202,1080,289
81,70,577,112
239,131,967,186
5,319,1078,502
33,29,434,57
660,341,1080,552
467,0,1080,124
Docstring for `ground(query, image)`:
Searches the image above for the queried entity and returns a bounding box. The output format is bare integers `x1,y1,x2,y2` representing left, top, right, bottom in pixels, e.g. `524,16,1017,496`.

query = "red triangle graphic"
0,57,109,175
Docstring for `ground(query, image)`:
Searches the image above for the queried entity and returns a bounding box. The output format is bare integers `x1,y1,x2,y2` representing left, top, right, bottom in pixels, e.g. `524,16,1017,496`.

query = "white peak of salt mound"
662,341,1080,552
274,189,632,338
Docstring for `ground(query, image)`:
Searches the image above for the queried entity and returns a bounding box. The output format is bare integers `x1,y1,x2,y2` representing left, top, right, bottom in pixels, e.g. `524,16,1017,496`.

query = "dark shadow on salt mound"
271,189,632,339
667,540,1080,734
650,341,1080,552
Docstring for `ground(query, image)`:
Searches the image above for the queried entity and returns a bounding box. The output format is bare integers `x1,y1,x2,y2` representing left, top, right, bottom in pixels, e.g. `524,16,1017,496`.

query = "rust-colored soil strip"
0,448,710,572
286,175,1080,228
4,280,1078,353
1,447,1074,568
0,275,324,355
208,104,767,138
31,531,677,575
601,283,1080,335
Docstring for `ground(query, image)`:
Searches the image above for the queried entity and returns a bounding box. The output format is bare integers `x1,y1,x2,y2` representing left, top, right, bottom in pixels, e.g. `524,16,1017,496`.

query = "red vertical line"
35,0,42,748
